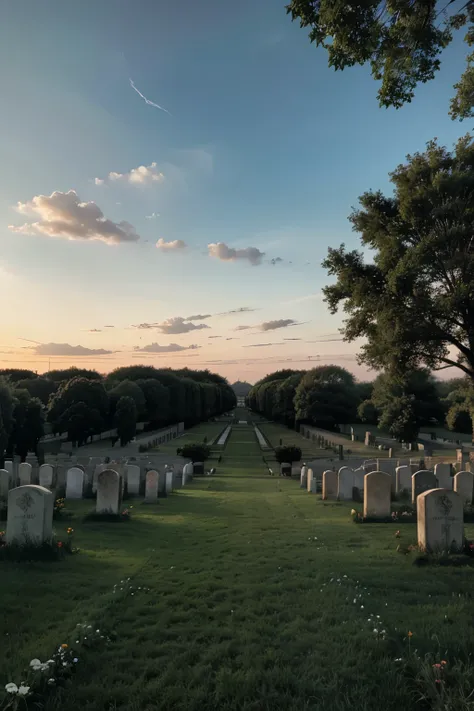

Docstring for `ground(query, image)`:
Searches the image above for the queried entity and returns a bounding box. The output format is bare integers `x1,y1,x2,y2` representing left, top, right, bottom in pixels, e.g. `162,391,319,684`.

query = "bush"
274,445,302,464
180,443,211,462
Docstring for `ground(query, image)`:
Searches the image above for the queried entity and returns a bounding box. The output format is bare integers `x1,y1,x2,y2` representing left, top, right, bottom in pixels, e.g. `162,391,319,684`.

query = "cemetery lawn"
1,411,474,711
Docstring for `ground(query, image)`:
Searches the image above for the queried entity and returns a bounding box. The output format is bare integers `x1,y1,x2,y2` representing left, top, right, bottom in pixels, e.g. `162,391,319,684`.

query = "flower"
433,663,442,669
441,660,447,665
67,527,74,534
407,631,413,638
5,683,18,694
73,658,78,663
61,644,68,649
351,509,356,515
29,658,42,670
18,685,30,696
57,541,63,548
395,530,401,538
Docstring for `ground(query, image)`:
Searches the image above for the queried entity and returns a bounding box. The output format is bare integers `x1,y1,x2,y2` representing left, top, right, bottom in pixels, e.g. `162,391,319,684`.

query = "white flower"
381,630,386,634
373,629,378,634
18,685,30,696
376,615,380,619
5,683,18,694
48,678,55,685
361,605,364,609
96,629,100,633
73,658,78,663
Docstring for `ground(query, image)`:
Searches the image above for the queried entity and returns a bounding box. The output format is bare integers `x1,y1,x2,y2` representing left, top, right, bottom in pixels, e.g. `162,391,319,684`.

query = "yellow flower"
67,528,74,534
61,644,68,649
351,509,356,516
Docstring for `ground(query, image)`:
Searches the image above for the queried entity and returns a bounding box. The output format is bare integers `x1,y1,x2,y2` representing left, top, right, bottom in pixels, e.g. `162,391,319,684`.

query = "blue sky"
0,0,470,382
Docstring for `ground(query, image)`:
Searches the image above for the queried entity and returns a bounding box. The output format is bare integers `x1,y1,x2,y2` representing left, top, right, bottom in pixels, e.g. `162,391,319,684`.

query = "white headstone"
165,470,173,494
434,462,452,489
363,471,392,519
412,470,437,504
337,467,354,500
18,462,32,486
145,470,159,502
353,467,365,492
300,465,308,489
39,464,54,489
96,469,121,514
4,460,14,485
92,463,107,493
306,468,316,493
0,468,10,498
417,489,463,553
66,467,84,499
396,465,412,493
454,470,474,505
6,485,53,545
182,462,193,486
322,470,337,499
126,465,140,495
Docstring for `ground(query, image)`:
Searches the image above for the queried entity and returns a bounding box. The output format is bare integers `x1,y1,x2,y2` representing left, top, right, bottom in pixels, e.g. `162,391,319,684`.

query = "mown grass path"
1,410,474,710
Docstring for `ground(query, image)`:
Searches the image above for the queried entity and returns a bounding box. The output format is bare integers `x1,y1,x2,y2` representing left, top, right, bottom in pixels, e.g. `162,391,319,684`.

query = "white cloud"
208,242,265,266
134,342,200,353
9,190,139,245
157,317,210,334
186,314,212,320
94,178,105,186
108,162,164,186
260,319,298,331
129,78,171,115
156,238,187,251
146,212,160,219
235,325,251,331
33,343,113,356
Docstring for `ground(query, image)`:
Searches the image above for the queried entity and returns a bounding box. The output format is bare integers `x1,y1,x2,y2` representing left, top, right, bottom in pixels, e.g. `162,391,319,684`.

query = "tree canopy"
295,365,358,428
115,396,137,446
287,0,474,119
323,135,474,384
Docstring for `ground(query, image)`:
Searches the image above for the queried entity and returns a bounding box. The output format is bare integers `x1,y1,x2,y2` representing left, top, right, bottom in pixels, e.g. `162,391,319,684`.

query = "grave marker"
0,469,10,498
18,463,32,486
395,465,412,494
145,470,159,502
66,467,84,499
338,467,354,500
434,462,452,489
454,470,474,505
6,485,53,545
363,471,392,519
300,465,307,489
39,464,54,489
96,469,121,514
127,465,140,495
412,470,437,504
417,489,463,553
322,470,337,499
165,471,173,494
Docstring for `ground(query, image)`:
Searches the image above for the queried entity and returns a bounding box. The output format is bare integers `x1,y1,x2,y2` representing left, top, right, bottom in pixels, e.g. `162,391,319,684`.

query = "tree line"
246,365,474,443
0,365,236,459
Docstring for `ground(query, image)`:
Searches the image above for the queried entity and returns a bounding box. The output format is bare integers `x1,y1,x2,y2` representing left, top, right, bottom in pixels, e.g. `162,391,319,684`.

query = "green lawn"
1,409,474,710
151,421,227,454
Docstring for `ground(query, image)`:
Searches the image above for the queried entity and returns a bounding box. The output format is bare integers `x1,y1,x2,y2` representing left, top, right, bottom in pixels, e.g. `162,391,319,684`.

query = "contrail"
129,79,171,115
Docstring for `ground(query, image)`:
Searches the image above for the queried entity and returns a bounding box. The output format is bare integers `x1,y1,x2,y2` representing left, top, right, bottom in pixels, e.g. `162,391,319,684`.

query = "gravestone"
306,468,316,493
434,462,452,489
412,470,437,504
396,465,412,494
456,448,469,469
454,470,474,505
0,469,10,498
364,471,392,519
353,467,365,493
338,445,344,460
4,461,14,486
127,465,140,495
66,467,84,499
18,463,32,486
145,470,159,502
300,465,308,489
96,469,121,514
338,467,354,500
364,431,374,447
280,462,292,477
93,464,107,493
165,471,173,495
39,464,54,489
182,462,193,486
322,470,337,499
417,489,463,553
6,485,53,545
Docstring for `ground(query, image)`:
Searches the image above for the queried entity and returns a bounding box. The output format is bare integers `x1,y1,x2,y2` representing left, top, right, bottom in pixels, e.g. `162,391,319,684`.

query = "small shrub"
53,497,66,519
0,528,78,562
274,445,302,464
83,507,132,523
180,443,211,463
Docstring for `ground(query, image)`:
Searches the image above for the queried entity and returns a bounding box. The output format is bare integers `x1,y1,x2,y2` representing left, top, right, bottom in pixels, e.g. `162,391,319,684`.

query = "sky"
0,0,471,384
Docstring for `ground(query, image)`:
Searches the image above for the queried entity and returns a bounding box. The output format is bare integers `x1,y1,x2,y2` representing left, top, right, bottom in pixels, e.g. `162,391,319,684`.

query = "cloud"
103,162,164,186
129,78,171,115
208,335,222,339
208,242,265,266
226,338,238,340
186,314,212,321
270,257,284,265
134,342,200,353
156,238,187,251
104,325,115,328
33,343,113,356
157,317,210,334
243,343,285,348
260,319,298,331
284,337,301,341
83,329,102,333
218,306,257,316
9,190,139,245
146,212,160,219
234,325,251,331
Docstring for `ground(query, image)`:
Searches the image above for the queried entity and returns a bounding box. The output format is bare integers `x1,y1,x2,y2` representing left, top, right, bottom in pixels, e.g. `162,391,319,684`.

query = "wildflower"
18,685,30,696
433,663,442,669
394,658,402,662
67,527,74,534
57,541,63,548
48,678,55,685
395,530,401,538
351,509,356,515
5,683,18,694
73,658,78,663
373,629,378,634
30,658,42,670
61,644,68,649
441,660,447,665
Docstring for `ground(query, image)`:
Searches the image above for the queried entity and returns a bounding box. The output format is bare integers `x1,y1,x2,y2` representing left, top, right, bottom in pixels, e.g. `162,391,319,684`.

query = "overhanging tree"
115,396,137,446
323,135,474,402
287,0,474,119
295,365,357,428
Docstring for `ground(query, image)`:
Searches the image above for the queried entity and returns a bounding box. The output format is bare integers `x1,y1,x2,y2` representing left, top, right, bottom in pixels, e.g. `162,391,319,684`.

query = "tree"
179,443,211,462
48,378,108,436
287,0,474,119
115,396,137,446
0,378,15,459
57,402,102,446
136,378,170,425
232,381,252,397
17,377,57,406
274,445,302,464
46,367,102,384
295,366,357,428
107,380,146,421
360,370,443,441
323,136,474,396
273,373,305,427
9,390,45,458
0,369,37,382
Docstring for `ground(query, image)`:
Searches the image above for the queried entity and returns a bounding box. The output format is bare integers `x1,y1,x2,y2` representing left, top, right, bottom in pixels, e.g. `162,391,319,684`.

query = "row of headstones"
4,461,196,546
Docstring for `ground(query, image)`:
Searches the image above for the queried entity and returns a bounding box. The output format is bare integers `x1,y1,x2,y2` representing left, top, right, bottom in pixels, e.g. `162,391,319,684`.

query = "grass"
1,408,474,711
150,421,225,455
